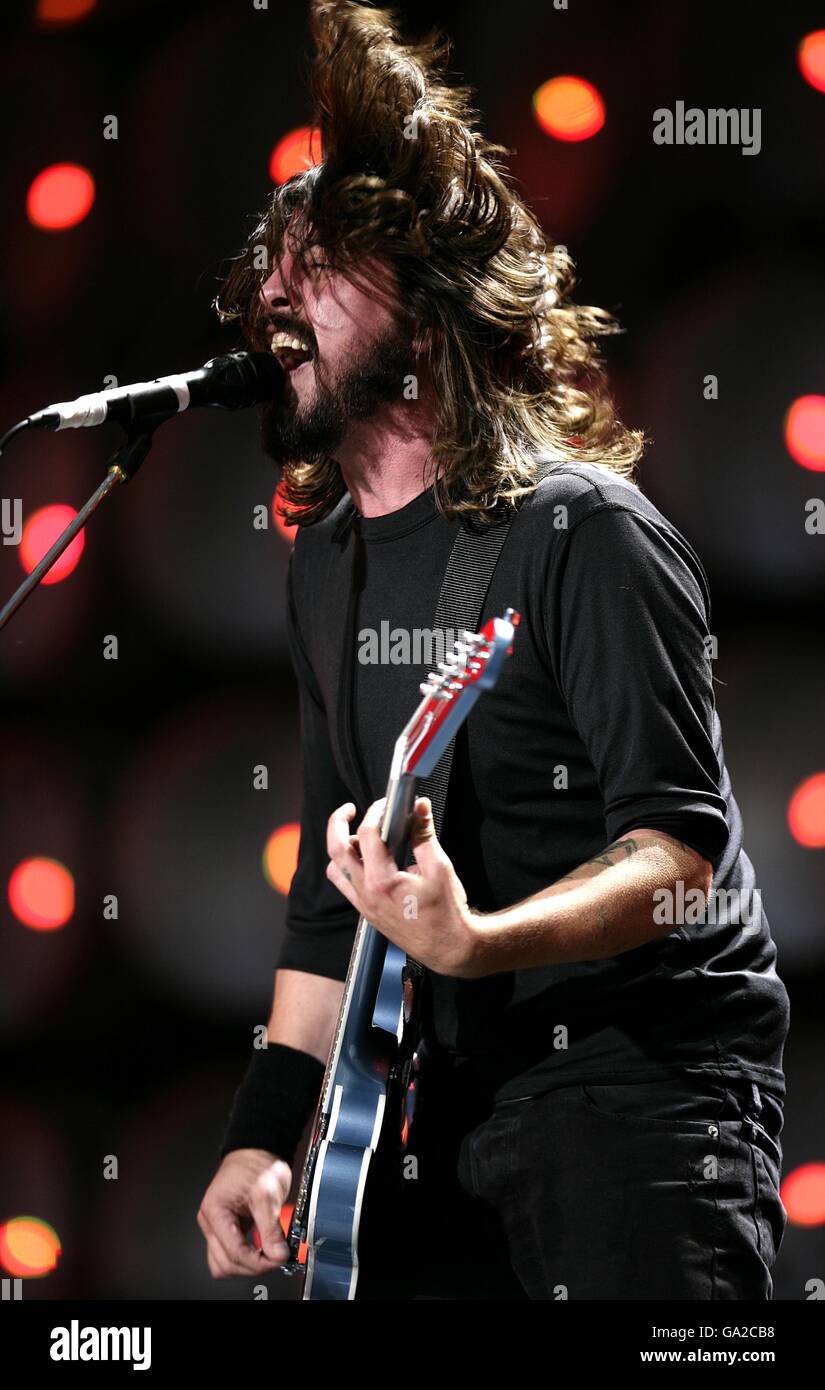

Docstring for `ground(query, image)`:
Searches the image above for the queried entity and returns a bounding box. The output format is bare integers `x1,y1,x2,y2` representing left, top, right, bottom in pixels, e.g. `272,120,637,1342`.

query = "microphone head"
202,350,285,410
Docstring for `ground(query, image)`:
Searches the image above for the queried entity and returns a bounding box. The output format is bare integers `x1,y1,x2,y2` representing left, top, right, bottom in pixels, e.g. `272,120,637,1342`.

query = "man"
198,0,789,1299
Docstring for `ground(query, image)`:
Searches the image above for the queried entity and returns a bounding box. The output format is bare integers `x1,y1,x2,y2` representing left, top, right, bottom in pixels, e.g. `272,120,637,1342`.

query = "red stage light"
269,127,323,185
798,31,825,93
784,394,825,470
263,824,301,895
36,0,97,24
26,163,95,231
533,77,605,142
0,1217,62,1277
8,858,75,931
19,505,85,584
788,772,825,848
781,1163,825,1227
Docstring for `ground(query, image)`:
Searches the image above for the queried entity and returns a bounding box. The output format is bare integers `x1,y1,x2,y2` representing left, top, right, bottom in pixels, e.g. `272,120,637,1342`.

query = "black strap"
415,455,559,840
412,518,514,841
403,455,559,982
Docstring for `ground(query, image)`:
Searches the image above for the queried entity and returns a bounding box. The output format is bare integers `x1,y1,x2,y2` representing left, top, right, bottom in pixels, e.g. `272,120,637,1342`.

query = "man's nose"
259,269,290,313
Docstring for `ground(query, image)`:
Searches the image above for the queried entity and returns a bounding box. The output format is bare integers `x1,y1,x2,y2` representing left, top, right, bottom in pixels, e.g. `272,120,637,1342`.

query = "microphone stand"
0,415,169,632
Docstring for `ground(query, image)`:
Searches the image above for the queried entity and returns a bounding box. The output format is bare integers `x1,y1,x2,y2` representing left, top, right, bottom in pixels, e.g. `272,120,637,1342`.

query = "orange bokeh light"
788,773,825,848
8,858,75,931
263,824,301,895
26,163,95,231
533,76,605,142
0,1217,62,1277
269,127,323,185
781,1163,825,1227
19,504,85,584
798,31,825,93
784,394,825,471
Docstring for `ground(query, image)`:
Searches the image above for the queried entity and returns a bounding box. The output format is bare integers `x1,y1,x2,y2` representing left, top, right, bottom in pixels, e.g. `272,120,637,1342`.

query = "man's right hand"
197,1149,293,1278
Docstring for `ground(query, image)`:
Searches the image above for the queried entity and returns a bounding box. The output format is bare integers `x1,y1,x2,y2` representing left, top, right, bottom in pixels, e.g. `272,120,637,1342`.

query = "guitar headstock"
399,609,520,779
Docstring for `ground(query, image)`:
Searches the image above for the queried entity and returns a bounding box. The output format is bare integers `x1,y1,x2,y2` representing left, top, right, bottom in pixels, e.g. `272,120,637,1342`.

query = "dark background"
1,0,823,1299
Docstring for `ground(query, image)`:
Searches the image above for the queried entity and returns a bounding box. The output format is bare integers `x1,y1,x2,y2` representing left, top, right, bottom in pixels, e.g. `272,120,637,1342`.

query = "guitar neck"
316,767,417,1115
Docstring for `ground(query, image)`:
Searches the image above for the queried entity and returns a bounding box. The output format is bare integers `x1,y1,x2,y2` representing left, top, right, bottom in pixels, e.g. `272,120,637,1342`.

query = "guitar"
282,608,520,1300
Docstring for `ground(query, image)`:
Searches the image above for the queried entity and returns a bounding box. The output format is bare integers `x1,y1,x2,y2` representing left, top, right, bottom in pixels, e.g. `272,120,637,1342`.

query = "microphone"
25,351,283,432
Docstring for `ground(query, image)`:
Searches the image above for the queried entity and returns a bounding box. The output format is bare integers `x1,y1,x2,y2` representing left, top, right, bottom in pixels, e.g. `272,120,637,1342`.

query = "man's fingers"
247,1161,292,1263
357,798,397,889
357,797,386,845
410,796,436,844
410,796,447,875
326,802,365,889
248,1189,291,1265
326,856,361,907
203,1205,282,1277
326,802,357,852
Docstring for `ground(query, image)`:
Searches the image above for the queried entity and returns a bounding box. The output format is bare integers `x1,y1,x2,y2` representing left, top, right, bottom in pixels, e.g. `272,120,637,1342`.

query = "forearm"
266,967,344,1063
217,969,343,1165
471,829,713,974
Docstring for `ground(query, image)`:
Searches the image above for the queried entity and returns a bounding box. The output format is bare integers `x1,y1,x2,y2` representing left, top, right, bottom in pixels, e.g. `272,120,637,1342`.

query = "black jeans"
355,1050,786,1300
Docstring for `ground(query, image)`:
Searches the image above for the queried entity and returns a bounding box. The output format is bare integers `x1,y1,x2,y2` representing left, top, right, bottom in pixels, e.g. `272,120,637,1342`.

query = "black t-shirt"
279,462,789,1102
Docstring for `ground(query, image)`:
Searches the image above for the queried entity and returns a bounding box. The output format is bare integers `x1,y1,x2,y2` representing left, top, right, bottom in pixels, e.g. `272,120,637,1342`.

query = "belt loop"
750,1082,763,1118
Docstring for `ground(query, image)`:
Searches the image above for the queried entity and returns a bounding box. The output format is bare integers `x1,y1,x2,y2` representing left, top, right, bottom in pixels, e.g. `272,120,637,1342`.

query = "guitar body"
284,613,518,1299
301,937,410,1300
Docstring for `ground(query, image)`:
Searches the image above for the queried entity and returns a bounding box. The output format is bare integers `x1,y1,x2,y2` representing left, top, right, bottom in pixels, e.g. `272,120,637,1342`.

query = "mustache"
252,309,317,350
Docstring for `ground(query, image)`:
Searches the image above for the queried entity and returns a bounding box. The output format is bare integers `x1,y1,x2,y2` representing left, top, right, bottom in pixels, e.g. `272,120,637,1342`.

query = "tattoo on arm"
556,837,641,884
586,838,641,867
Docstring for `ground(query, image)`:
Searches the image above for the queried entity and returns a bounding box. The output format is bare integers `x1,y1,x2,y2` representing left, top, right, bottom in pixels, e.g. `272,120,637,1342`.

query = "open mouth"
269,330,314,373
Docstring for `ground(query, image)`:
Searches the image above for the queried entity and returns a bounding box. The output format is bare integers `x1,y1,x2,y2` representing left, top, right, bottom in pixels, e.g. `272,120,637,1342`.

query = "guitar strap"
403,452,560,981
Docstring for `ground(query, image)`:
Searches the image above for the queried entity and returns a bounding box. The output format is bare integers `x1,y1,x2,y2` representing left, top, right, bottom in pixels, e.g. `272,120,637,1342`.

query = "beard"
260,320,416,465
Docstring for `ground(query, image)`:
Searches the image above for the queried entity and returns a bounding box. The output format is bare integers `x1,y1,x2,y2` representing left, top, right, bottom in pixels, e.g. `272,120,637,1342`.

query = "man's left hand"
325,795,488,979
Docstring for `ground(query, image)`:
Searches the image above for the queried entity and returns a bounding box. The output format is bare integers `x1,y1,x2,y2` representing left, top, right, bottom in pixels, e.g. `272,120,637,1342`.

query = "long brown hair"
216,1,644,525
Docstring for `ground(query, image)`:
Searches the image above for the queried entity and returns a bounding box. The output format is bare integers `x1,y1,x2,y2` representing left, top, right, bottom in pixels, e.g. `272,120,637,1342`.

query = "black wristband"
218,1043,325,1169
